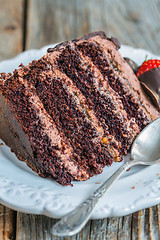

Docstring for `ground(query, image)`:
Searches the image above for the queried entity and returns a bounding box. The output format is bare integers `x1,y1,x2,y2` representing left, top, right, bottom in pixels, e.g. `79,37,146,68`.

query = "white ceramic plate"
0,44,160,219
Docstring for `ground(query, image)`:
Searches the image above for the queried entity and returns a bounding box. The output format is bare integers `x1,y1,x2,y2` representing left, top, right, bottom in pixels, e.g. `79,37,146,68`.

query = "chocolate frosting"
47,33,121,53
47,31,108,53
47,48,54,53
109,36,121,50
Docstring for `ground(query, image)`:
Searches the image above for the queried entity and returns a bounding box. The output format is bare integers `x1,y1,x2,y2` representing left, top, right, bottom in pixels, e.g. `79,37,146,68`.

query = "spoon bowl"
131,118,160,163
52,117,160,237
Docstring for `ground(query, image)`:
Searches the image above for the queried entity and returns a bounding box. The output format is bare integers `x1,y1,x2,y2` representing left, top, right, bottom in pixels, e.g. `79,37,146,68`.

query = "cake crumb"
0,142,4,146
136,180,142,184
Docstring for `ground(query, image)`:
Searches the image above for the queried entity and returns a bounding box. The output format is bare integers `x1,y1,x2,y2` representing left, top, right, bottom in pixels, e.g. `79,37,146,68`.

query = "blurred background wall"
0,0,160,61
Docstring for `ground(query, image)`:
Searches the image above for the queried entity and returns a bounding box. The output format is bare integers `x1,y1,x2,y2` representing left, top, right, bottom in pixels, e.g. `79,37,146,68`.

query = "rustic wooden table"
1,0,160,239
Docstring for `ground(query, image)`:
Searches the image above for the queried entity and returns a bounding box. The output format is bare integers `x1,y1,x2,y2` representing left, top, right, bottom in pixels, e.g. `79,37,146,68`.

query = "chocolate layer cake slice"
0,31,159,185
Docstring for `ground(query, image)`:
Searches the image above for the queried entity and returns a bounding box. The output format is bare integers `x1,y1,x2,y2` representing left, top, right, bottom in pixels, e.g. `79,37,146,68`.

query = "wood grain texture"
25,0,109,49
0,204,16,240
0,0,24,61
105,0,160,55
26,0,160,55
15,209,160,240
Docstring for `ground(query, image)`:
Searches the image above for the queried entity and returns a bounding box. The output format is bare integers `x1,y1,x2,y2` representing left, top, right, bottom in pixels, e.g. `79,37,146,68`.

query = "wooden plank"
117,215,132,239
26,0,160,55
145,206,160,240
16,213,44,240
16,214,133,240
0,0,24,61
26,0,77,49
16,213,92,240
103,0,160,55
26,0,109,49
131,207,160,240
0,204,16,240
89,219,108,240
132,210,144,240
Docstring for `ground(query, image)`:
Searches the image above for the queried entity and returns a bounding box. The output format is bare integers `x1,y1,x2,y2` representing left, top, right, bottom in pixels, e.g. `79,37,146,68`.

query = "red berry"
136,59,160,77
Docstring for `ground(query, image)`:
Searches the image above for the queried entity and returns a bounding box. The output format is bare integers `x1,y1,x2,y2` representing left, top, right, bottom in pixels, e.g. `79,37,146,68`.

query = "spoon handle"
51,160,138,237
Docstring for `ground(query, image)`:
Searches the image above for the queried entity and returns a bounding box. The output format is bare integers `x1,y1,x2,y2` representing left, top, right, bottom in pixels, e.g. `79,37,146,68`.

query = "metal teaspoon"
52,117,160,237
